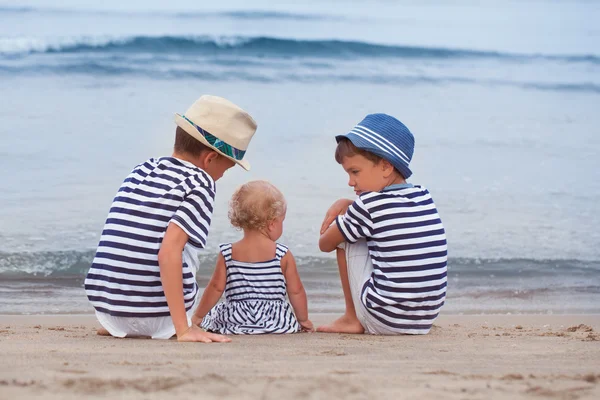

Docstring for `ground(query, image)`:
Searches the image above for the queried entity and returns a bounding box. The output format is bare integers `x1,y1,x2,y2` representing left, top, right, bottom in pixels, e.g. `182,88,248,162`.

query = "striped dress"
201,243,300,334
335,184,447,335
84,157,215,318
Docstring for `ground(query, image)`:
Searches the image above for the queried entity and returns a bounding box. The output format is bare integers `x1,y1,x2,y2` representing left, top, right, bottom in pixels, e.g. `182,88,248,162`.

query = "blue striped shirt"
336,184,447,334
85,157,215,317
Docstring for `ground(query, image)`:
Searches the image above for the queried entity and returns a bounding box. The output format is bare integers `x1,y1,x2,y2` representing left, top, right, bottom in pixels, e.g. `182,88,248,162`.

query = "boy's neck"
386,174,406,187
172,151,203,169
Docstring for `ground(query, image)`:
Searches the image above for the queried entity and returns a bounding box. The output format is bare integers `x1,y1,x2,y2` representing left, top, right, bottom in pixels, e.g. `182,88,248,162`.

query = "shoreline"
1,314,598,399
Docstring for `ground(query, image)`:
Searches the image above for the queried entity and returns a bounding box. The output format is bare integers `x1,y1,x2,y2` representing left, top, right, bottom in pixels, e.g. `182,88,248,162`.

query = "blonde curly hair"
228,180,287,231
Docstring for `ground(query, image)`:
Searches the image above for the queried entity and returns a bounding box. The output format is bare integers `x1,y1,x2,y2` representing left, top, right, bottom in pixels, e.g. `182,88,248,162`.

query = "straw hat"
174,95,257,170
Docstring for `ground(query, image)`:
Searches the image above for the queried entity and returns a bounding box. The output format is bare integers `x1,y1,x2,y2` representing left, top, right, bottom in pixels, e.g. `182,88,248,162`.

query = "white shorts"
342,240,400,335
96,305,197,340
96,247,201,340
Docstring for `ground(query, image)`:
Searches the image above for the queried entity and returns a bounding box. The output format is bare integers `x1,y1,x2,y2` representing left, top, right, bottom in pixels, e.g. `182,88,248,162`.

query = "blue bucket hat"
336,113,415,179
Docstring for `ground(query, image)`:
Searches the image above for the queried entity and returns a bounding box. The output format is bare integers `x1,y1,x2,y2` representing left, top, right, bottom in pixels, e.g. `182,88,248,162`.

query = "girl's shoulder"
218,243,233,261
275,242,288,251
275,243,289,260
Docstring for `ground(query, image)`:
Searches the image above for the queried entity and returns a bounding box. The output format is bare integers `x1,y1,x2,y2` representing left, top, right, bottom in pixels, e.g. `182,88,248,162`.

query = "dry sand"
0,314,599,399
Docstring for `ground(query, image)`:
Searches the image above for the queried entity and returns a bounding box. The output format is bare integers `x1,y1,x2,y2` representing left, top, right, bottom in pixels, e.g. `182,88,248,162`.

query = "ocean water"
1,0,599,315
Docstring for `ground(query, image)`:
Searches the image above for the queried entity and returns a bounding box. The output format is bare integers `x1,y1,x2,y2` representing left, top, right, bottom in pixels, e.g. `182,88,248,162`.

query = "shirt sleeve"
335,196,373,243
170,185,215,249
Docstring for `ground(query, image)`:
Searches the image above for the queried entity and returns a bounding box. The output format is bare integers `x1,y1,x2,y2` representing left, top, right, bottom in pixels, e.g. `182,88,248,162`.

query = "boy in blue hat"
318,114,447,335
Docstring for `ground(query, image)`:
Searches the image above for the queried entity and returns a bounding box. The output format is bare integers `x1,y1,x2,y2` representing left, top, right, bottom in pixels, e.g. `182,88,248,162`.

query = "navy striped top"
335,184,447,334
200,243,300,334
84,157,215,317
222,243,289,303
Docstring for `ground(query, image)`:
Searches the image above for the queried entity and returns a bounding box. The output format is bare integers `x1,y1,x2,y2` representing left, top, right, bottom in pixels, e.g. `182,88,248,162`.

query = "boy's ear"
198,150,219,168
205,151,219,164
381,159,395,177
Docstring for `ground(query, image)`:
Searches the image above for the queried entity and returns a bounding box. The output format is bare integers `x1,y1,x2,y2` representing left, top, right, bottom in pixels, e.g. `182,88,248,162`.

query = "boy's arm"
282,251,313,331
192,253,227,325
318,198,353,252
320,196,373,252
159,223,231,343
319,223,346,253
320,198,354,234
158,223,190,337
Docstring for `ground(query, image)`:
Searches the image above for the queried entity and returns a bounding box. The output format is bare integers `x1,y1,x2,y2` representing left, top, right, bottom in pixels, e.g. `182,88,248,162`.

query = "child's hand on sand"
177,325,231,343
320,199,354,234
299,319,315,332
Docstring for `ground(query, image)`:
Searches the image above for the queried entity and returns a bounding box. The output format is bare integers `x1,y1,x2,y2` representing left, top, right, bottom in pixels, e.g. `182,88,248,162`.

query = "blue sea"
1,0,599,315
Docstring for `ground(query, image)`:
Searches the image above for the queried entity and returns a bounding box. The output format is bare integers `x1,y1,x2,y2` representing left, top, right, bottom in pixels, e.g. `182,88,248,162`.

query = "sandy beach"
0,314,598,399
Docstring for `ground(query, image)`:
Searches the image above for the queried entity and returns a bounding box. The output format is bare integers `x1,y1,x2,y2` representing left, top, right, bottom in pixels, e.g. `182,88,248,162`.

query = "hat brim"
174,113,250,171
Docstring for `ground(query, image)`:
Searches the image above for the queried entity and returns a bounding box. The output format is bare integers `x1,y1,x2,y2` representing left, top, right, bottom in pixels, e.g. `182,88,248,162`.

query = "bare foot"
317,314,364,334
96,328,111,336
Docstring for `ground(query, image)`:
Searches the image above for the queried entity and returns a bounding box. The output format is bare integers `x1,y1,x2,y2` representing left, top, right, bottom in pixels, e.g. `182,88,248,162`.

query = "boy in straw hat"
84,95,257,342
318,114,447,335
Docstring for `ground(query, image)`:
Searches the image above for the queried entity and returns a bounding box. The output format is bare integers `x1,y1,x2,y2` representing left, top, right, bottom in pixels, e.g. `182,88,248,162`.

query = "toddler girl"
192,180,313,334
